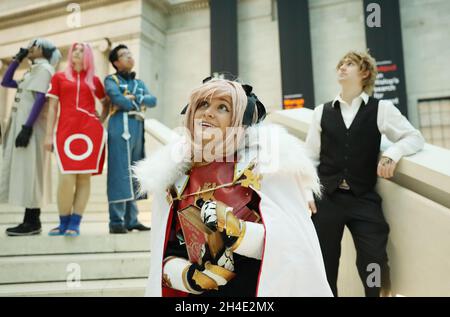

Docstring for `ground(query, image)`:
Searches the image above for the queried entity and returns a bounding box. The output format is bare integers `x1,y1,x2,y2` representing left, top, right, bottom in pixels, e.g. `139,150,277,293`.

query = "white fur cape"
134,123,332,297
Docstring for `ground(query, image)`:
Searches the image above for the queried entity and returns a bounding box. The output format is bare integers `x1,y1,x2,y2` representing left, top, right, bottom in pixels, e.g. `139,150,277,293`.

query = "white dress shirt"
305,92,425,200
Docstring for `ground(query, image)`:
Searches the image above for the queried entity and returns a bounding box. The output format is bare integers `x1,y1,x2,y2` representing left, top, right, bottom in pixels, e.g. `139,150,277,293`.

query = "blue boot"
64,214,82,237
48,215,71,236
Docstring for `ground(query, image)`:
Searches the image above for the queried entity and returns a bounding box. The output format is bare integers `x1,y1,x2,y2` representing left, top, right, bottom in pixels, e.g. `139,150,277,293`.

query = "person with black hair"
104,44,157,234
1,38,61,236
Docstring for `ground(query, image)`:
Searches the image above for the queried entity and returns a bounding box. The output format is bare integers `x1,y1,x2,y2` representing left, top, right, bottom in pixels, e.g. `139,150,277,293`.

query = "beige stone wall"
309,0,366,106
162,2,210,127
1,0,449,129
400,0,450,127
238,0,282,114
269,108,450,296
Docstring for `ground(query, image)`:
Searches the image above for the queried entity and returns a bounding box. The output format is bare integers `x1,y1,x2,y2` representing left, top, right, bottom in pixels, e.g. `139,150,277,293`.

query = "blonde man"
306,51,424,297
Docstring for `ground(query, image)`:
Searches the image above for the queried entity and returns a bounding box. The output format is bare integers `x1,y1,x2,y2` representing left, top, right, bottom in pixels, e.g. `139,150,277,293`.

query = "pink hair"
64,42,96,91
183,79,249,162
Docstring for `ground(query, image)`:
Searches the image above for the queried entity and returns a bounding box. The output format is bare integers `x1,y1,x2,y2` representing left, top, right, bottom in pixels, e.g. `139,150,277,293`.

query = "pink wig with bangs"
183,78,250,162
64,42,96,91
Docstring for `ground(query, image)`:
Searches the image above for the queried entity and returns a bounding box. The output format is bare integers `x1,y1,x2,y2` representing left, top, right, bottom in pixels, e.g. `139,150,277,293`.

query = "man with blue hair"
1,38,61,236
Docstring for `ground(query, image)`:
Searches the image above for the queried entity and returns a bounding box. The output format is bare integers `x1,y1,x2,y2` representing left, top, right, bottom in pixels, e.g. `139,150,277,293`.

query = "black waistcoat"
318,97,381,196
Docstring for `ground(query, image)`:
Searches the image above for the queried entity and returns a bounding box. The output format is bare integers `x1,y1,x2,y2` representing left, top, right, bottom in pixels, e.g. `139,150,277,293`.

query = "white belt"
128,111,145,120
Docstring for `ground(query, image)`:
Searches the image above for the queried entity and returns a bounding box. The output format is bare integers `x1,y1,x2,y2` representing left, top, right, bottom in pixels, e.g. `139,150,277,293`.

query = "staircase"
0,151,153,296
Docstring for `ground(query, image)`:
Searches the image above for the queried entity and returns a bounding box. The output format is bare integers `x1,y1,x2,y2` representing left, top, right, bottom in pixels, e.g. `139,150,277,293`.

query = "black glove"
14,48,29,63
15,125,33,148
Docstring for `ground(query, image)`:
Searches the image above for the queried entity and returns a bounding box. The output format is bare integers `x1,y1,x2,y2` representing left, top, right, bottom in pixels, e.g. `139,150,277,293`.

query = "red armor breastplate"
162,161,260,297
177,161,259,222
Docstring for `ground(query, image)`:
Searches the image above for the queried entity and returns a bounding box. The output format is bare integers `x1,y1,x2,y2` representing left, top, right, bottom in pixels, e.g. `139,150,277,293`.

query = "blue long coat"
104,73,156,202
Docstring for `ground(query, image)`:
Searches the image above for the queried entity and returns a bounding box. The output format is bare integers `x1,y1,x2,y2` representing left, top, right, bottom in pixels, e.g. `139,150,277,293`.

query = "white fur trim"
133,123,321,197
132,136,191,197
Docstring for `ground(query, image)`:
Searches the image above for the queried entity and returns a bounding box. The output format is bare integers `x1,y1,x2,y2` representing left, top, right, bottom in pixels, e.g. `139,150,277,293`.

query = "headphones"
180,73,266,126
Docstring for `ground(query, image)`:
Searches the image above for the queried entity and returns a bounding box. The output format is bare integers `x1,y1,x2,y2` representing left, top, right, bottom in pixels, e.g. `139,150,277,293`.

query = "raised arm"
1,60,20,89
1,48,29,89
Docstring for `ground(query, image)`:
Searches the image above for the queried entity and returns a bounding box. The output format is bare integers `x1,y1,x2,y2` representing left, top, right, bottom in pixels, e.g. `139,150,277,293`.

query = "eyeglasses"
118,51,132,58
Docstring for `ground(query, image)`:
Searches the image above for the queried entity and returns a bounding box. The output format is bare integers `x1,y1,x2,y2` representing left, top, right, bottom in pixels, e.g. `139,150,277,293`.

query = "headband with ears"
180,75,266,126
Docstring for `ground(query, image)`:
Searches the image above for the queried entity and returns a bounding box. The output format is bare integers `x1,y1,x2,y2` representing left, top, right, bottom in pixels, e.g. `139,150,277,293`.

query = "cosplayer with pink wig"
134,75,332,297
64,42,96,91
183,78,251,162
45,42,108,237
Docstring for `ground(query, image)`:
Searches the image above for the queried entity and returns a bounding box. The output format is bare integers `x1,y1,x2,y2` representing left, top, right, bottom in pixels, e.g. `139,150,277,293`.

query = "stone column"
91,39,111,113
92,38,111,80
138,36,163,121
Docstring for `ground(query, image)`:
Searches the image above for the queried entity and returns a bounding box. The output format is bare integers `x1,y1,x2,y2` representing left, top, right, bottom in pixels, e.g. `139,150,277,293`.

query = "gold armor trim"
214,201,242,237
181,264,192,292
204,261,236,281
168,162,262,202
162,273,172,288
230,221,247,252
233,158,255,182
181,264,202,294
241,168,262,190
194,183,216,206
192,269,219,291
225,211,242,237
163,256,177,265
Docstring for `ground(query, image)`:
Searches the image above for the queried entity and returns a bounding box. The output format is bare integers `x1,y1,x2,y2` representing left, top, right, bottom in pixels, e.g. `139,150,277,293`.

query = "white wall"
140,0,168,122
1,0,449,130
400,0,450,127
162,6,210,128
309,0,366,107
238,0,282,114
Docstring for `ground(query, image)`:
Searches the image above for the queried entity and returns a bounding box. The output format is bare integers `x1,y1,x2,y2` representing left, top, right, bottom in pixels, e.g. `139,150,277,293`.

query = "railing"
144,109,450,297
269,108,450,209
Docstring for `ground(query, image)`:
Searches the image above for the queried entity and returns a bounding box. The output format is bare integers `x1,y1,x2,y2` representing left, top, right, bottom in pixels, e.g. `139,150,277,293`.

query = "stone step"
0,199,153,214
0,278,146,297
0,211,151,224
0,203,108,214
0,222,151,256
0,252,150,284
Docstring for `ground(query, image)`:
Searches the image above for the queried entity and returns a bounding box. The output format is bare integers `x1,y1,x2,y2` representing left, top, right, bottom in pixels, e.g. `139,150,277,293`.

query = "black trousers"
312,189,390,297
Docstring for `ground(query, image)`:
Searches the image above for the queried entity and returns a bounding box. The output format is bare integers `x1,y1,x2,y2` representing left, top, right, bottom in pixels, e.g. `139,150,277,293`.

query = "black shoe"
6,223,42,236
109,225,128,234
127,223,151,232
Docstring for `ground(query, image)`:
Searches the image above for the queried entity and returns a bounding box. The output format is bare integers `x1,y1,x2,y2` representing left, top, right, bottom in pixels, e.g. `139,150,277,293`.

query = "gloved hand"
199,199,219,230
14,48,29,63
15,125,33,148
199,199,243,247
162,245,235,294
185,244,235,292
199,199,265,260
